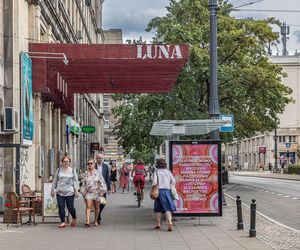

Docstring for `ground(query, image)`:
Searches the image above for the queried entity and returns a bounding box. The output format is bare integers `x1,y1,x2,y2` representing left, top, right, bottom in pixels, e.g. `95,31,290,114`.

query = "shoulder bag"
150,171,159,200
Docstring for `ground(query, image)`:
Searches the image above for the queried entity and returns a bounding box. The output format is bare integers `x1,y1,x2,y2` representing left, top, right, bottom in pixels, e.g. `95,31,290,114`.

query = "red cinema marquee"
29,43,189,114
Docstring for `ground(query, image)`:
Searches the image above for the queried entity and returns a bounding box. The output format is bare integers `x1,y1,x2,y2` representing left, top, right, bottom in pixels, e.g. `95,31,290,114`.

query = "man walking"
95,154,111,224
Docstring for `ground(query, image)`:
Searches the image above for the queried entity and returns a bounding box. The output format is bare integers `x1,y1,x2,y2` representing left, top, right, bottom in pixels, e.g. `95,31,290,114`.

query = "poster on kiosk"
169,140,222,217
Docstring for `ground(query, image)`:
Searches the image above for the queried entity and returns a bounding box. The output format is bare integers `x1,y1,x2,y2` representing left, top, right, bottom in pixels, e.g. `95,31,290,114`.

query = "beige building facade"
224,55,300,170
0,0,111,212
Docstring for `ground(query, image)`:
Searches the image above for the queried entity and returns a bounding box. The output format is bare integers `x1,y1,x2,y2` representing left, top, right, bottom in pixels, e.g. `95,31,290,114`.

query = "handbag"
150,171,159,200
171,185,179,200
99,196,106,205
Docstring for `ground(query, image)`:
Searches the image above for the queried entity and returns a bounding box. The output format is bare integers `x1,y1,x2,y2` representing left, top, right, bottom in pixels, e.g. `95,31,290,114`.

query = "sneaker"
133,191,137,196
142,199,145,203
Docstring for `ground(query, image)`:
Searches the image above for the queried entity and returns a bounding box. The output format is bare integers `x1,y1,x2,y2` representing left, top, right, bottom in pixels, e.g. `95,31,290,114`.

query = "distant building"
224,55,300,170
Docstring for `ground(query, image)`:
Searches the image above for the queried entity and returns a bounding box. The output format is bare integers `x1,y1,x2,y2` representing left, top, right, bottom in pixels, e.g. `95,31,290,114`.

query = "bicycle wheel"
137,192,141,207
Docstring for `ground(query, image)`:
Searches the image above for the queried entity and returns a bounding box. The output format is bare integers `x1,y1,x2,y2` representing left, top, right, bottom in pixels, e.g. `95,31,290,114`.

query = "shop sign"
259,146,266,154
136,44,183,59
90,142,100,151
81,125,96,133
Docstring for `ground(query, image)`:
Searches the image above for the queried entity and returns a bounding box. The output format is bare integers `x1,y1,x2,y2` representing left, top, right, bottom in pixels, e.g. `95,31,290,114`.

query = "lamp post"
208,0,220,140
208,0,226,206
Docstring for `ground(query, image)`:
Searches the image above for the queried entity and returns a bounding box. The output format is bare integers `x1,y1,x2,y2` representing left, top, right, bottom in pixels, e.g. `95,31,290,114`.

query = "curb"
230,173,300,182
225,194,300,234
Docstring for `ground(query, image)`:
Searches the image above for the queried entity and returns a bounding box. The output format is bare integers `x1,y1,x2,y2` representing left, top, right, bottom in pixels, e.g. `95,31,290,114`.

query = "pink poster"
171,143,220,215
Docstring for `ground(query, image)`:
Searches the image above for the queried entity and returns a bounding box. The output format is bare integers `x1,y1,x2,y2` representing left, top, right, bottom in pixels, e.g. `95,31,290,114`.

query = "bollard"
249,199,256,237
236,196,244,230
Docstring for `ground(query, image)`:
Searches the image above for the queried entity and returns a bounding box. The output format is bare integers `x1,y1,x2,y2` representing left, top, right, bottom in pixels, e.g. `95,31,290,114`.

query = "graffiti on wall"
20,147,30,186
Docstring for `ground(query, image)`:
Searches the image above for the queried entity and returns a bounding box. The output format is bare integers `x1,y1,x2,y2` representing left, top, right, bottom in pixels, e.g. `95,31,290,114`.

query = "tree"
112,0,293,153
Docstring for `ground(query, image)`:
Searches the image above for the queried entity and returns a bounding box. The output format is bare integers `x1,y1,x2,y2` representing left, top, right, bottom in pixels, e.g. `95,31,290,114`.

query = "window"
289,136,296,143
104,120,109,129
279,136,286,143
104,138,109,145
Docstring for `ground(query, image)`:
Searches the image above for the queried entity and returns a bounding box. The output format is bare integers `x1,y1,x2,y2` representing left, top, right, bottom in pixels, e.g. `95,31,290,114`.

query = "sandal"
71,219,77,227
168,224,173,231
84,223,90,228
58,223,66,228
94,222,99,227
154,225,161,230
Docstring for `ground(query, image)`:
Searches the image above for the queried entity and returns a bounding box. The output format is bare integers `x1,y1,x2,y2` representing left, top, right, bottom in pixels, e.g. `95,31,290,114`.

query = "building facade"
0,0,108,212
224,55,300,170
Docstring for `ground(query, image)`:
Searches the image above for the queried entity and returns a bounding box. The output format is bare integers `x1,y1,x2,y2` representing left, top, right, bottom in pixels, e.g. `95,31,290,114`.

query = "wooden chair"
6,192,36,227
21,184,33,197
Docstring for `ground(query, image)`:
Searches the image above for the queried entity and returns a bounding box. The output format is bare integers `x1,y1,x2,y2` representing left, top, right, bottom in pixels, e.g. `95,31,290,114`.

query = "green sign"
81,126,96,133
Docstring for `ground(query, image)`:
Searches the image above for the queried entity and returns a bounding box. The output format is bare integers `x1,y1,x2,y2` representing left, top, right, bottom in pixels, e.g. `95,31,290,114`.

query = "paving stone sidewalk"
0,186,272,250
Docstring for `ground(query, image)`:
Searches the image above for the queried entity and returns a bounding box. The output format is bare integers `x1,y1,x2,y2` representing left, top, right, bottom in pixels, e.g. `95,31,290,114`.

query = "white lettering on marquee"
136,45,183,59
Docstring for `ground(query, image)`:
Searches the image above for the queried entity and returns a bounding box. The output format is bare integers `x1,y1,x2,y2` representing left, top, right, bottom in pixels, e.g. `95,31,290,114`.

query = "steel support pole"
209,0,225,206
209,0,220,139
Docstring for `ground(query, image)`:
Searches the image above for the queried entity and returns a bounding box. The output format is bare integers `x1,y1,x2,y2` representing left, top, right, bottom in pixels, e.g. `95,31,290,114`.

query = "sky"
102,0,300,55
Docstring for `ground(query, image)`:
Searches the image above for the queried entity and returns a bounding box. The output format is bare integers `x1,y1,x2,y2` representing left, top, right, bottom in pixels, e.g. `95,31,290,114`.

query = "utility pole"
208,0,220,139
281,22,290,56
274,126,278,173
208,0,226,206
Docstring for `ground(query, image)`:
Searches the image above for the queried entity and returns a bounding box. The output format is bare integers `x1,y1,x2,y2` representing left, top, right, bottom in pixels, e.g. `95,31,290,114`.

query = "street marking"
291,197,299,200
258,189,264,191
277,194,283,196
270,192,275,194
283,195,290,198
264,190,269,192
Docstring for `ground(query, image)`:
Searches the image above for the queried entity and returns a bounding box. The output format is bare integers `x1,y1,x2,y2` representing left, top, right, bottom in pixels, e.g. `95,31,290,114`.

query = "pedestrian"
51,155,79,228
268,162,273,173
110,161,117,193
81,159,107,227
152,158,176,231
95,154,111,225
132,159,147,202
119,163,130,193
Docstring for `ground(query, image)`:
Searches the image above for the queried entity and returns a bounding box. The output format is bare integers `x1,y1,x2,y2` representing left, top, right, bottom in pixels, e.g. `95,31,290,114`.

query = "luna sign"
136,45,183,59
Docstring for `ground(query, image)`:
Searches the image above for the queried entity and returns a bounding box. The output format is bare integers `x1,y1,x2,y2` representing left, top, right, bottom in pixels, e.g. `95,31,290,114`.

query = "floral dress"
81,170,107,201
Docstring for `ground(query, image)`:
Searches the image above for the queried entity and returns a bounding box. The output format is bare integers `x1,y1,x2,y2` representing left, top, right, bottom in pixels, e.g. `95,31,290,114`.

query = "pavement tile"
0,185,272,250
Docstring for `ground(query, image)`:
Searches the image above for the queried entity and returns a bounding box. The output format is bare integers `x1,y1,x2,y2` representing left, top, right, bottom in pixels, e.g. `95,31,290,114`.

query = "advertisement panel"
20,52,34,145
169,140,222,216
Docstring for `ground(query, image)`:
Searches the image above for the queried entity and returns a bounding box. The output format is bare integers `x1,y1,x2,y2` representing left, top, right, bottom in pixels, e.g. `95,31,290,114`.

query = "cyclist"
132,159,147,202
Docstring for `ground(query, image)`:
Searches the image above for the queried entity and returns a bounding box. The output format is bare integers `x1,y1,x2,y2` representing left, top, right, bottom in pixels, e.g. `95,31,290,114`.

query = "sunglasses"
88,162,94,165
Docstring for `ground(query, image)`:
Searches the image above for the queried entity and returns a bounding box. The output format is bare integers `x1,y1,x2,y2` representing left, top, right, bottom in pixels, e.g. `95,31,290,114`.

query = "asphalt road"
224,175,300,231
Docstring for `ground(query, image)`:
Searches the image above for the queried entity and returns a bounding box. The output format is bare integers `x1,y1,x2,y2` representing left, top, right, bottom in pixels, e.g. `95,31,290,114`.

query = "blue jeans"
56,194,76,223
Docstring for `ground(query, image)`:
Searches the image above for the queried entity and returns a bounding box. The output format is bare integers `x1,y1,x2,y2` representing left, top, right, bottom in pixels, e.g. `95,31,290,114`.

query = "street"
224,175,300,230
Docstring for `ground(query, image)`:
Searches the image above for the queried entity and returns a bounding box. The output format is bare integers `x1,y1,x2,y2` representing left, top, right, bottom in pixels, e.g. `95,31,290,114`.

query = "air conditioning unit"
4,107,20,131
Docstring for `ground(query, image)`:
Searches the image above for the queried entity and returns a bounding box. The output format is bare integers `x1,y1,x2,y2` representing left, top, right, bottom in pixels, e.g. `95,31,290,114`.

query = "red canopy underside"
29,43,189,115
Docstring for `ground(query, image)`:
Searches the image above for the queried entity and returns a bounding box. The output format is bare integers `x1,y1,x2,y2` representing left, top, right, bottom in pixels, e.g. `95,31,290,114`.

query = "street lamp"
208,0,220,141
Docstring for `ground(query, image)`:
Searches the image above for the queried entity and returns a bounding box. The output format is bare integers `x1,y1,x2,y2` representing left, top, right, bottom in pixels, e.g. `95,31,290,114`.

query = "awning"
28,43,189,115
150,120,229,136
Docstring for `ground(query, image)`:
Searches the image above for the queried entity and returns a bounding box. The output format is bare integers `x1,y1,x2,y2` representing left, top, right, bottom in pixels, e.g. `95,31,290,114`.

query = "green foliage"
112,0,293,153
288,165,300,175
130,149,155,165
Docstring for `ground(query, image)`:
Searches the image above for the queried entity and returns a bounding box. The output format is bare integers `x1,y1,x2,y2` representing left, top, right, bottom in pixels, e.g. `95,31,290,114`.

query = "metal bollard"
249,199,256,237
236,196,244,230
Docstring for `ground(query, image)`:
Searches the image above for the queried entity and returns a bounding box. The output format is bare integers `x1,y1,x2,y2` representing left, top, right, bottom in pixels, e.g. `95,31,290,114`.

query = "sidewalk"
0,186,272,250
230,171,300,181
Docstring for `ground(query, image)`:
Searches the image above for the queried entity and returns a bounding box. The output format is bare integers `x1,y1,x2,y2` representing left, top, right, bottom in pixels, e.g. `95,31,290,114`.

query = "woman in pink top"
132,159,147,202
119,163,130,193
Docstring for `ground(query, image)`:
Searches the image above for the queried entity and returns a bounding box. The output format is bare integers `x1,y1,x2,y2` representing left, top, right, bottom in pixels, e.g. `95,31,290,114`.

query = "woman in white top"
152,158,176,231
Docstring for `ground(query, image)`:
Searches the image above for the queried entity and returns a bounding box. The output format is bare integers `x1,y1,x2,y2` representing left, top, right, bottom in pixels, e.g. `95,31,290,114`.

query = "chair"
6,192,36,227
21,184,33,197
21,184,43,215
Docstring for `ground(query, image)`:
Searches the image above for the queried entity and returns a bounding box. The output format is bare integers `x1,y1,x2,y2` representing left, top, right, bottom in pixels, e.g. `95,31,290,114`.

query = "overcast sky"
103,0,300,55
